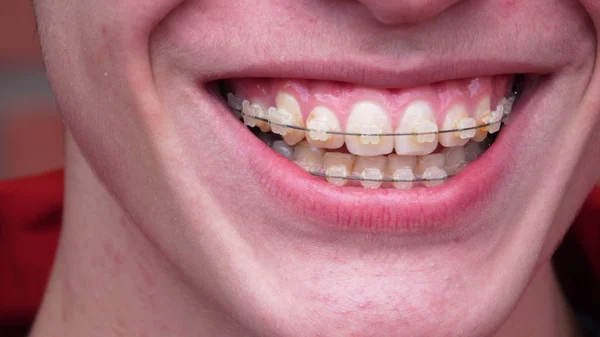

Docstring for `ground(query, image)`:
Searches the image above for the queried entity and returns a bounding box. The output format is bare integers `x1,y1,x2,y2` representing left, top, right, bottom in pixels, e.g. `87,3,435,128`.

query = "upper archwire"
227,93,517,137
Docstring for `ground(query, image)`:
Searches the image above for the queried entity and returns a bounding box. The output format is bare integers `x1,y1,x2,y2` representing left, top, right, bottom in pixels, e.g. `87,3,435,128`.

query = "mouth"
205,73,539,235
216,75,523,188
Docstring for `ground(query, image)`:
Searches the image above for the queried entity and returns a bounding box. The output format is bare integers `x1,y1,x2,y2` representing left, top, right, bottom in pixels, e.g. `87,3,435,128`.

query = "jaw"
34,0,600,336
145,67,599,337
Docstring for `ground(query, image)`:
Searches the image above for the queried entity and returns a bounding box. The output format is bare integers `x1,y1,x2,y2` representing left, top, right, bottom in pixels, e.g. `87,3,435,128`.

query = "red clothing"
0,171,598,325
0,171,62,324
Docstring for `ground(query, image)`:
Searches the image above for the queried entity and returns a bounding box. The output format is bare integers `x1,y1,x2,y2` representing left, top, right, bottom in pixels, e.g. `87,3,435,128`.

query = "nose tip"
357,0,463,24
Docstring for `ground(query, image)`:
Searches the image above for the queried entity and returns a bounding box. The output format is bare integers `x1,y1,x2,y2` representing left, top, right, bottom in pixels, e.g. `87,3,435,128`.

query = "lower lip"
212,83,532,236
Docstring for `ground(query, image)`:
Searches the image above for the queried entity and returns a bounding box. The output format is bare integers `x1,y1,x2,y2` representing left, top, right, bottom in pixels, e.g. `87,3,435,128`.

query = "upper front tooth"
457,117,477,139
275,92,305,145
386,154,417,189
305,106,344,149
345,101,393,156
439,105,472,147
323,152,355,186
395,101,439,156
353,156,387,189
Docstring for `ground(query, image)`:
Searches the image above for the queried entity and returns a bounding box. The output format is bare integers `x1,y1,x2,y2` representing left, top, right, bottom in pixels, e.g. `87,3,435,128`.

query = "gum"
228,76,512,131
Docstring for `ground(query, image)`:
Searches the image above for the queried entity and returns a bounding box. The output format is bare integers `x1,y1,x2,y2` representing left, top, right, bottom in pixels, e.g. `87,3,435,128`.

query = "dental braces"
308,171,454,183
228,93,516,137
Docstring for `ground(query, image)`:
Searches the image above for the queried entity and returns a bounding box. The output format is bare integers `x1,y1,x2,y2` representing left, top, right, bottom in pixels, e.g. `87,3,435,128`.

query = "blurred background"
1,2,63,336
1,0,63,181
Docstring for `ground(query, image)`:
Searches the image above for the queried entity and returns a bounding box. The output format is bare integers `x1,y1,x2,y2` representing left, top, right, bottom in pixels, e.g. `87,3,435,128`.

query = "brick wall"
0,0,63,180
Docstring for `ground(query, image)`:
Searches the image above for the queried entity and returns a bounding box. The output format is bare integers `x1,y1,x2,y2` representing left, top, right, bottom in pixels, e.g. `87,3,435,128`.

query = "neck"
30,137,582,337
494,262,583,337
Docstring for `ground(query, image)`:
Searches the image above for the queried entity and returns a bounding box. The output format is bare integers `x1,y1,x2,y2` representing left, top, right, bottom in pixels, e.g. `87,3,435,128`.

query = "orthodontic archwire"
308,171,454,183
229,94,516,138
227,93,516,183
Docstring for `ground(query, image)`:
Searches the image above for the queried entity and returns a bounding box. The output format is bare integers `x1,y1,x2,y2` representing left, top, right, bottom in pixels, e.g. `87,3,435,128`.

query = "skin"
30,0,600,336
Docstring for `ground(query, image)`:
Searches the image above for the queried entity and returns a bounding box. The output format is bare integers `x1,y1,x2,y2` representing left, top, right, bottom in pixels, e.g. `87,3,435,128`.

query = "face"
34,0,600,336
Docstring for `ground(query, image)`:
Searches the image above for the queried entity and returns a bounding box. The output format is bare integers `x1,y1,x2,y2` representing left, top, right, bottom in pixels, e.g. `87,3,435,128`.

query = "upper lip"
206,55,548,89
159,2,584,90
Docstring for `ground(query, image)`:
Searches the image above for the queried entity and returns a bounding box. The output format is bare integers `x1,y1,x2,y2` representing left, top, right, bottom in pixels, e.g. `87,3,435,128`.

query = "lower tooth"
465,141,484,162
353,156,387,189
417,154,447,187
324,152,355,186
442,147,467,175
421,167,447,187
387,154,417,189
271,140,295,160
258,132,276,147
293,141,325,172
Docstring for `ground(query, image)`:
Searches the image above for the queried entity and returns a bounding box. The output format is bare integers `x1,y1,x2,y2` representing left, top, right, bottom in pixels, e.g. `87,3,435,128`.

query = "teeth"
323,152,355,186
271,140,295,160
483,104,504,134
268,107,292,136
442,147,467,175
386,154,417,189
228,93,244,118
258,132,276,147
395,101,439,156
345,101,394,156
472,96,491,142
465,141,485,162
242,100,256,127
292,141,325,172
353,156,387,189
274,92,305,145
457,117,477,139
501,96,516,115
417,153,447,187
241,100,271,132
305,106,344,149
439,105,472,147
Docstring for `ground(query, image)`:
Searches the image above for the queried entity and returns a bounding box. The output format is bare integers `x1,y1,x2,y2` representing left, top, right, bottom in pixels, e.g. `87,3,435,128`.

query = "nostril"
357,0,462,25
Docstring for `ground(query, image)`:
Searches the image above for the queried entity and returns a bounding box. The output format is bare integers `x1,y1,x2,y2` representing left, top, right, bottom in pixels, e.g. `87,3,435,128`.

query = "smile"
219,75,521,189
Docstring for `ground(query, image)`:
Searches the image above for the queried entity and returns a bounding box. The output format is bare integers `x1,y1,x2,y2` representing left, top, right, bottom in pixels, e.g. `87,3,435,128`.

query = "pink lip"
202,56,549,89
212,79,532,236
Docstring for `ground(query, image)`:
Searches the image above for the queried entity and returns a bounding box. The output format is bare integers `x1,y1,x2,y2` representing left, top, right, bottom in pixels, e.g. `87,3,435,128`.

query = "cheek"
538,117,600,264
